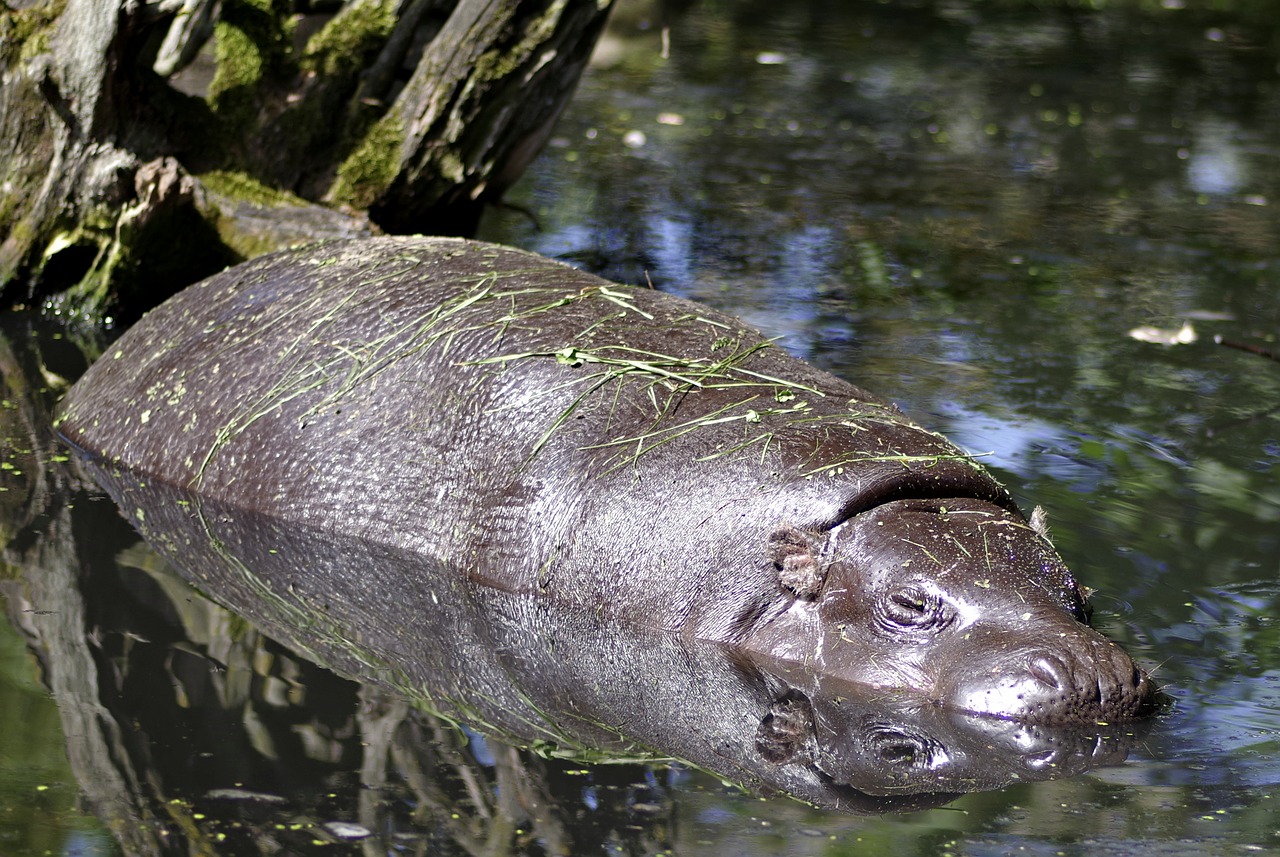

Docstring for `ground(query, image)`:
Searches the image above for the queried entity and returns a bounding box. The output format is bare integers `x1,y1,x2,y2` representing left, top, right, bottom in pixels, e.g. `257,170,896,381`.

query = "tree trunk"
0,0,615,321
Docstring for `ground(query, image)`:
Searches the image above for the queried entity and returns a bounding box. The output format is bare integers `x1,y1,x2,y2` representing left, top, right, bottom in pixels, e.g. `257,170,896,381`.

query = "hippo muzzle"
936,621,1156,724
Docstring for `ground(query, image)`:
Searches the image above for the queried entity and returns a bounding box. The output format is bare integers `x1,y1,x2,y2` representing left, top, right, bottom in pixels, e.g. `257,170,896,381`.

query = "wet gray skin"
53,236,1159,733
751,497,1155,724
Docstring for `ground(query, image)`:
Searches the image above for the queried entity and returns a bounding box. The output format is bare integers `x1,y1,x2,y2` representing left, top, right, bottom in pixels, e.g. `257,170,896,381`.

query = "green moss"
328,112,404,209
254,0,396,179
0,188,19,235
58,260,114,320
39,183,233,320
207,0,294,127
437,150,466,185
199,170,309,208
0,0,66,65
474,47,523,83
0,214,37,285
301,0,396,78
199,171,343,261
209,21,264,109
207,209,284,262
38,219,132,319
470,2,563,83
19,26,51,63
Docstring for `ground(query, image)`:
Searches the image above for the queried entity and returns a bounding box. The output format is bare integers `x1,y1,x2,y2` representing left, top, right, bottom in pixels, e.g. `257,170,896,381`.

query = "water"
3,0,1280,853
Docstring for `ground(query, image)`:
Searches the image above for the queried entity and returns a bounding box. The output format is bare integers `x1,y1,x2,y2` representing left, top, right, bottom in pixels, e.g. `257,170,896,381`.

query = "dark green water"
3,0,1280,853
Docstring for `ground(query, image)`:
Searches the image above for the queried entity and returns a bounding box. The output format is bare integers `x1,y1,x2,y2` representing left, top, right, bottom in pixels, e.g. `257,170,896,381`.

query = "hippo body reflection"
54,237,1157,748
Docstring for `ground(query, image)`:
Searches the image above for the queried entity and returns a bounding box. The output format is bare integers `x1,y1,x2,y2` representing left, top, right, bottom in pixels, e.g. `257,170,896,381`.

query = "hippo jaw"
749,497,1159,725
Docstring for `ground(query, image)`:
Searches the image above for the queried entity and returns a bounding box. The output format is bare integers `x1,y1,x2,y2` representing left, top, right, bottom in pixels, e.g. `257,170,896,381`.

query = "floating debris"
1127,321,1197,346
205,788,288,803
323,821,373,840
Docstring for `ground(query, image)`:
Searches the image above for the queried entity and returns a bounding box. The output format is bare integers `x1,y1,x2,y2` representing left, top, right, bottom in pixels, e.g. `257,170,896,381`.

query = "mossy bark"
366,0,616,235
0,0,615,322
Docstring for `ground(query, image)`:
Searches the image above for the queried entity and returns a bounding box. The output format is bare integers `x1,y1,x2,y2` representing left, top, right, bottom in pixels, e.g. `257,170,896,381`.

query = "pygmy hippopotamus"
54,237,1159,727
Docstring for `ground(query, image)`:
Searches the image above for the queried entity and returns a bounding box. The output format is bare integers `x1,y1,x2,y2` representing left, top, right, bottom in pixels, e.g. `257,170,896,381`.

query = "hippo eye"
866,724,940,770
879,587,950,631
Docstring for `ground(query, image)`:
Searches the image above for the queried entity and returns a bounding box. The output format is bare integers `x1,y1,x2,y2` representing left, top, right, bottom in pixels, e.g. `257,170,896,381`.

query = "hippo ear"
768,526,828,599
1030,505,1053,545
755,691,815,764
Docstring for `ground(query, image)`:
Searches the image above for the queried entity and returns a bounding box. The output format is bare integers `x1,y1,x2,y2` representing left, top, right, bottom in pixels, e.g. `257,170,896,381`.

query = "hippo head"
748,497,1158,725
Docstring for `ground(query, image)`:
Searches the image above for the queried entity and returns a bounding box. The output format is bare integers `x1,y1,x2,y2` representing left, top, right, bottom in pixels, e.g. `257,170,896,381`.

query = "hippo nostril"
1028,655,1068,690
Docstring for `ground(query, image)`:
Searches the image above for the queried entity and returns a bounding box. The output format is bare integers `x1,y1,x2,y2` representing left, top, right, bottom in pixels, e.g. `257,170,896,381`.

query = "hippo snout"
945,631,1158,724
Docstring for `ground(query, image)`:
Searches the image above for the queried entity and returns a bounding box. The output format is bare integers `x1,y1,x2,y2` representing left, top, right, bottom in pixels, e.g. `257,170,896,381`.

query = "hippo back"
55,237,1013,641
